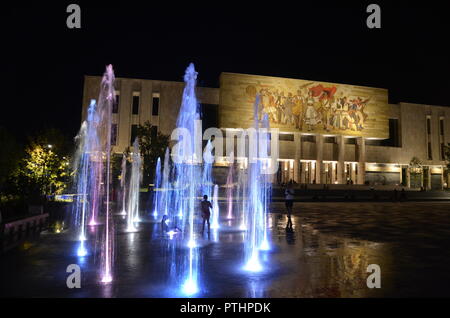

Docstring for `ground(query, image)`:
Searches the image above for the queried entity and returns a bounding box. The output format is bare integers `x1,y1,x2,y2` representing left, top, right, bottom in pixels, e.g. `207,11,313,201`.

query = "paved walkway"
1,202,449,297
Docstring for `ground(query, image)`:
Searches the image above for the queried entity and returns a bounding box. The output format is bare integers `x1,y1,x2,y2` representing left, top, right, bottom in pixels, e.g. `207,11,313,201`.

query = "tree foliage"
11,128,72,199
444,143,450,169
15,143,71,196
136,121,169,186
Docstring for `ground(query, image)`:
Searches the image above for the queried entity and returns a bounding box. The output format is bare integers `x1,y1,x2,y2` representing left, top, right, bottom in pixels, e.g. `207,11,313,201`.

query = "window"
279,134,294,141
152,93,160,116
427,117,431,135
440,118,444,136
132,94,140,115
130,125,138,144
441,143,445,161
113,92,120,114
427,142,433,160
111,124,117,146
324,136,336,143
345,138,356,144
301,135,315,142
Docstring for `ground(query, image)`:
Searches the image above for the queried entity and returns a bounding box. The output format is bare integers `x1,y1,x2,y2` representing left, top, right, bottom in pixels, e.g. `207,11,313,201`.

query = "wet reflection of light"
182,277,199,296
259,239,270,251
211,229,219,242
77,241,88,257
243,252,263,272
248,280,264,298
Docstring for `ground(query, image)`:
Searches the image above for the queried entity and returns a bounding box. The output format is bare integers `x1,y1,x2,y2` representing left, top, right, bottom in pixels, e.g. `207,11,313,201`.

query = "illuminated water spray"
126,138,142,232
172,63,202,295
98,64,116,284
243,96,272,272
211,184,220,230
202,140,213,203
152,157,161,218
161,148,170,217
73,99,101,257
226,164,234,219
237,163,247,231
119,154,127,216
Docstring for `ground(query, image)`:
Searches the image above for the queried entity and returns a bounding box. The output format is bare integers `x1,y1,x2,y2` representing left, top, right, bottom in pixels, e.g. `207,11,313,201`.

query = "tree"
444,143,450,169
409,156,423,188
136,121,170,186
16,143,71,196
12,129,72,198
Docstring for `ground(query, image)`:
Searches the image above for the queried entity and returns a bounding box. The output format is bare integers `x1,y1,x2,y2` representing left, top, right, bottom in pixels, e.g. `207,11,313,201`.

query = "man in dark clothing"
201,195,212,234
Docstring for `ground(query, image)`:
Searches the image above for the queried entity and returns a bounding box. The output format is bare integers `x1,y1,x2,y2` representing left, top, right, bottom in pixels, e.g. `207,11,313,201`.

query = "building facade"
81,73,450,189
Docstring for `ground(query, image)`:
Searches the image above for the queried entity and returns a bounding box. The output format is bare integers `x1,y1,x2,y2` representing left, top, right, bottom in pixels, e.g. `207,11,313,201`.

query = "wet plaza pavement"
1,201,450,298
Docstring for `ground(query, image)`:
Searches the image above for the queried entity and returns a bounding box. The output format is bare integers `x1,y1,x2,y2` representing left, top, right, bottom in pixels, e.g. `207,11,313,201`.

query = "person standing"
200,195,212,234
285,184,294,229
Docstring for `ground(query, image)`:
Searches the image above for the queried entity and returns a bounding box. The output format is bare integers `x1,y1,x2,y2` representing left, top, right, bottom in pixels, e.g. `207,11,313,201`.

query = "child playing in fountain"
201,195,212,234
161,215,182,236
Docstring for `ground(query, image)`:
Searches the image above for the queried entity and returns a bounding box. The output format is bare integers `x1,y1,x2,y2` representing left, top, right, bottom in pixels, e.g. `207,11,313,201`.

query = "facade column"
293,133,302,183
406,167,411,188
315,135,323,183
351,163,357,183
357,137,366,185
426,167,431,190
337,135,345,184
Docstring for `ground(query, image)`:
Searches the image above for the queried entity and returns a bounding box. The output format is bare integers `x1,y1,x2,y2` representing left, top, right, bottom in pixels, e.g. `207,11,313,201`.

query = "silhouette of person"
201,195,212,234
285,184,294,229
161,215,169,233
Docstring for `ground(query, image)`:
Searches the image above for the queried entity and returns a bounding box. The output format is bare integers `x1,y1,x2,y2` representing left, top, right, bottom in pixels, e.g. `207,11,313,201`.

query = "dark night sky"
3,2,450,142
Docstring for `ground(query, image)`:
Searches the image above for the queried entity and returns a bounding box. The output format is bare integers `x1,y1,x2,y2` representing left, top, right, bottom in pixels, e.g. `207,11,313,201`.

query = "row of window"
426,116,446,160
112,92,160,116
426,117,445,136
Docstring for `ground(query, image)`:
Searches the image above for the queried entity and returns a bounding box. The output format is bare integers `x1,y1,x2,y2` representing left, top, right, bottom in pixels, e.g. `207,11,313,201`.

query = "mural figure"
249,82,370,133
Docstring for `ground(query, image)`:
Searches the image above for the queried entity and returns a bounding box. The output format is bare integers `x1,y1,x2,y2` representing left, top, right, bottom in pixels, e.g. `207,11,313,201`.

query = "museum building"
81,72,450,189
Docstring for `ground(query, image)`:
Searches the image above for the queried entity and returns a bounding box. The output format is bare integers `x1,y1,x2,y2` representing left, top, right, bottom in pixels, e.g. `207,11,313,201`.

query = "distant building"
82,73,449,189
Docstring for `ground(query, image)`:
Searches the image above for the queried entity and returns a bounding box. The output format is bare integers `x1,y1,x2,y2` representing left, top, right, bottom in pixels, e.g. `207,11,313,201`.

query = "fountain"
161,148,170,217
126,138,142,232
152,157,161,218
96,65,116,284
202,140,213,203
73,65,117,283
119,154,127,216
226,163,234,219
211,184,220,230
73,99,99,257
171,63,202,295
242,96,272,272
70,63,275,293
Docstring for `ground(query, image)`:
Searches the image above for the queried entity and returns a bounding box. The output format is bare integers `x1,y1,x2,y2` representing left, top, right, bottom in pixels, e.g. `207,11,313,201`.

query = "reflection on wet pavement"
1,202,449,297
